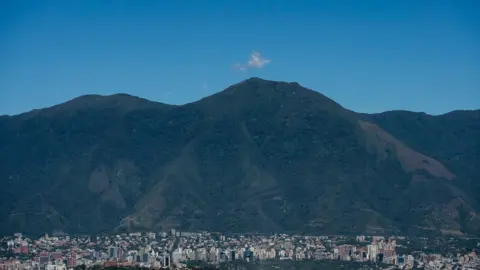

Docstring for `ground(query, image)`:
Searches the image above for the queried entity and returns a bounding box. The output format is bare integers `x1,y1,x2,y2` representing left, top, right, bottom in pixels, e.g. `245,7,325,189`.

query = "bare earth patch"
359,120,455,180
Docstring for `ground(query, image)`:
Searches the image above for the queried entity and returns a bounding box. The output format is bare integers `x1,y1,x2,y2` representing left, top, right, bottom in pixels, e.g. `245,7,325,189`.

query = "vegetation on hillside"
0,78,478,236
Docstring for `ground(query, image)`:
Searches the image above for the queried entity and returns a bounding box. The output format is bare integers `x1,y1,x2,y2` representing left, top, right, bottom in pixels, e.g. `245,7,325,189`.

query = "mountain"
0,77,479,236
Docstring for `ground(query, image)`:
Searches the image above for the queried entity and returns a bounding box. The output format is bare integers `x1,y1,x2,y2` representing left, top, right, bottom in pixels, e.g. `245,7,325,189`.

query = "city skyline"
2,230,479,269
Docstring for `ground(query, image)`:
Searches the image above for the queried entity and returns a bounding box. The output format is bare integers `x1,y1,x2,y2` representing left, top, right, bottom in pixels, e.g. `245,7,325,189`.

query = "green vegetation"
0,78,478,236
73,261,386,270
76,267,158,270
396,236,480,255
186,260,219,269
219,260,385,270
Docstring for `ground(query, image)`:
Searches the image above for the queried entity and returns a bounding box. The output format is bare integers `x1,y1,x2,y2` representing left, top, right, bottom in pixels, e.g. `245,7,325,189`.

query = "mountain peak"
189,77,351,121
64,93,155,109
220,77,312,97
239,77,300,86
244,76,264,82
20,93,172,118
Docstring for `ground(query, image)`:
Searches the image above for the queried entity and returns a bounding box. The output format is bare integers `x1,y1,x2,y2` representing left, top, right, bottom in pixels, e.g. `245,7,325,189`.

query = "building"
162,253,170,268
142,252,149,264
39,253,50,266
66,250,76,268
172,248,182,265
243,250,254,262
135,254,141,264
108,246,119,259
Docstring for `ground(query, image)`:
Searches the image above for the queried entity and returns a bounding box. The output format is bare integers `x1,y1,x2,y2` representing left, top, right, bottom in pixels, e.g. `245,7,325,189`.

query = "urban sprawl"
1,230,479,270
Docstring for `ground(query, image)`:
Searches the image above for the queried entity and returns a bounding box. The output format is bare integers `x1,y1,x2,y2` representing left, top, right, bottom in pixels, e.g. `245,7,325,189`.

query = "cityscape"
1,230,479,270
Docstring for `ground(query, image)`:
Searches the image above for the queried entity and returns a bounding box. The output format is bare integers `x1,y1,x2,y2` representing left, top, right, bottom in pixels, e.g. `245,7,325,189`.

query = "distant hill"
0,77,478,236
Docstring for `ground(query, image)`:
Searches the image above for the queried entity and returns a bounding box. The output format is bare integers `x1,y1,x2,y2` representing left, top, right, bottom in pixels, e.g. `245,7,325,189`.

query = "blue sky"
1,0,479,115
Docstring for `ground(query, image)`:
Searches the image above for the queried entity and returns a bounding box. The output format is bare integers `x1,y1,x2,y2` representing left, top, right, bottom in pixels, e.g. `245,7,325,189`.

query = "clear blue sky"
1,0,479,116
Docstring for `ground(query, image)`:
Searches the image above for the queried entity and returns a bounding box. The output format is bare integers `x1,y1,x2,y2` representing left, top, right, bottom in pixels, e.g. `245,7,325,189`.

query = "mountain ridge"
0,77,478,236
3,79,477,118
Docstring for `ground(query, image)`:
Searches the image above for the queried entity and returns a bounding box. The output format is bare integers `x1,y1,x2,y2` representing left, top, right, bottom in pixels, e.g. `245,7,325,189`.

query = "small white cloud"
248,51,271,68
233,51,271,71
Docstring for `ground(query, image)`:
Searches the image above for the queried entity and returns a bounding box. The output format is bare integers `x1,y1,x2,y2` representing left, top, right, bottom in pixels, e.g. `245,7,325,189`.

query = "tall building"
367,244,378,261
135,254,141,264
39,253,50,266
142,252,149,264
70,250,77,268
162,253,170,268
67,254,77,269
108,246,119,259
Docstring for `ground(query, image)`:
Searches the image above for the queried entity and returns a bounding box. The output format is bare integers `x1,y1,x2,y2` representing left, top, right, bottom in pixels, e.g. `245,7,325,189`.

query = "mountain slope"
0,78,478,236
364,110,480,233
